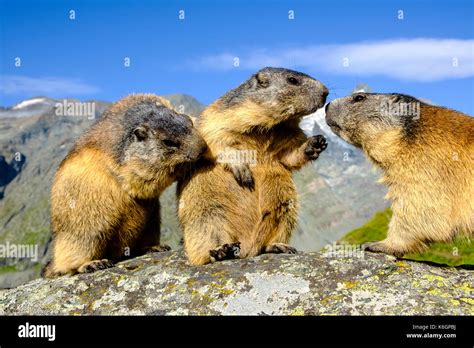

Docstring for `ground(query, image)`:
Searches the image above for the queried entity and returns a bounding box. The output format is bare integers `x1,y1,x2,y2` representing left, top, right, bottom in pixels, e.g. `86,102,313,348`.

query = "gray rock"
0,251,472,315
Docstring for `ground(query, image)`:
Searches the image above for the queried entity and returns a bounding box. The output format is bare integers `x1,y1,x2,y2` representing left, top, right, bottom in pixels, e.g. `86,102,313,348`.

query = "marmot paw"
229,163,254,189
77,259,115,273
304,135,327,160
144,244,171,253
364,241,404,258
209,242,241,262
263,243,297,254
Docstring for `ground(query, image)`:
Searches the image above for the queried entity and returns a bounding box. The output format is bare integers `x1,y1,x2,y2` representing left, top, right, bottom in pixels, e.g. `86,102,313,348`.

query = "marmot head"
211,67,329,129
103,94,207,185
325,93,423,148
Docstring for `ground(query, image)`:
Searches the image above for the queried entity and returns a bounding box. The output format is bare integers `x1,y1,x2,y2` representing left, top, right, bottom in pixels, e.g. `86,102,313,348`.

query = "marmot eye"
353,94,366,102
163,139,180,148
354,94,365,102
287,77,300,85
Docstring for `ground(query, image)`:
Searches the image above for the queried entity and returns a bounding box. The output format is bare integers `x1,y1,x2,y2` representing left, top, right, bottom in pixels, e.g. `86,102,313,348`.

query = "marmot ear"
133,125,149,141
255,72,270,88
390,94,402,103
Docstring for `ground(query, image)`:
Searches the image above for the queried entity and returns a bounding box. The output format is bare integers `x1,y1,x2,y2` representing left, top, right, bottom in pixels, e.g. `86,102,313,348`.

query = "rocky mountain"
0,98,111,287
1,250,471,315
0,97,57,119
163,94,205,116
291,108,388,250
0,93,388,288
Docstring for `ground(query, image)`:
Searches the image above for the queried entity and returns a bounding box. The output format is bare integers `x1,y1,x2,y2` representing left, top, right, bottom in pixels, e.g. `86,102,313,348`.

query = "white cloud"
190,38,474,82
0,75,100,95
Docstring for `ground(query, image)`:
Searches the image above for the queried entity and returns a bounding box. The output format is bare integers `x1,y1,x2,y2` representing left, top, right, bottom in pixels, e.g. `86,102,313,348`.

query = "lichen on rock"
0,251,472,315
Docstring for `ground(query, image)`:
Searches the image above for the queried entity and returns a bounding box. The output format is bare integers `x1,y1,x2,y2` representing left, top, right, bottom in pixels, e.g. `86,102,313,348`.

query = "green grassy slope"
340,208,473,266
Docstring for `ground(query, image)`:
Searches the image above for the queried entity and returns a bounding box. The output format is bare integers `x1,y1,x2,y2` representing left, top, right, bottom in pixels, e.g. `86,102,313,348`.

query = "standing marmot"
43,94,206,277
178,67,329,265
325,93,473,257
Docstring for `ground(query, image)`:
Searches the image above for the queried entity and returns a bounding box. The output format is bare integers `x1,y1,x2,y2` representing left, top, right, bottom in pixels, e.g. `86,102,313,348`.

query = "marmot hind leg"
209,242,241,262
50,237,114,276
364,214,428,257
243,185,299,257
42,258,114,277
134,202,171,255
263,243,297,254
364,241,405,258
41,261,65,279
143,244,171,253
364,237,426,258
184,223,237,265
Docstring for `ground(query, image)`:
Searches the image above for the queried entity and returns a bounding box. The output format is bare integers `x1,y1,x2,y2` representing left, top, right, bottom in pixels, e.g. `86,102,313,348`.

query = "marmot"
178,67,329,265
325,93,473,257
43,94,206,277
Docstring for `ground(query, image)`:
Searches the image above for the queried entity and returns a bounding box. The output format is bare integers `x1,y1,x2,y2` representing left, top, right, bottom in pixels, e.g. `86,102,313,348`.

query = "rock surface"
0,251,472,315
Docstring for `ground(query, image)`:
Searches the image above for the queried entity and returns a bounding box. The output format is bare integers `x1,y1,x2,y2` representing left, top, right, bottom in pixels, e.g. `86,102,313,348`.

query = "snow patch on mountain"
300,107,353,149
12,98,50,110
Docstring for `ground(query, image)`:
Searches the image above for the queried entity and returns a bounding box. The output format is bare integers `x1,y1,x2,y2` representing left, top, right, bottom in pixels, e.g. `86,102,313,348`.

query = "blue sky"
0,0,473,113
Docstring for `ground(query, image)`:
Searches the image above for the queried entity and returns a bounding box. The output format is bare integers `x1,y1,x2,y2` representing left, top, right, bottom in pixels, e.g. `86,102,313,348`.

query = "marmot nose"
325,102,331,113
197,142,207,158
189,138,207,160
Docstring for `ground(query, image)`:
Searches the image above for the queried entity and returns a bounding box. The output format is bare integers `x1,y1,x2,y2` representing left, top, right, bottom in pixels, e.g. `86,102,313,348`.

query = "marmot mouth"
326,120,342,132
309,103,324,115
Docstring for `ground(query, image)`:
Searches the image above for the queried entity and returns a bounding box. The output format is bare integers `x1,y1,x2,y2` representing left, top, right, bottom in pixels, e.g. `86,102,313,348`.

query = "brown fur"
43,94,206,277
178,67,328,265
326,93,474,257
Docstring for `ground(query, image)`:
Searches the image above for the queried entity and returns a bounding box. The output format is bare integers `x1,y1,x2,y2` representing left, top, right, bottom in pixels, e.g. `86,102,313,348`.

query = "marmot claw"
230,163,255,189
145,244,171,253
209,242,241,262
364,241,404,258
263,243,297,254
77,259,115,273
305,135,327,160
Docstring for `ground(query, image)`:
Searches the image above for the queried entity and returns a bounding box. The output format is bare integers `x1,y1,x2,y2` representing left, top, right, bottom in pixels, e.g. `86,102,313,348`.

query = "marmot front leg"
216,145,254,188
223,162,254,189
280,135,327,170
